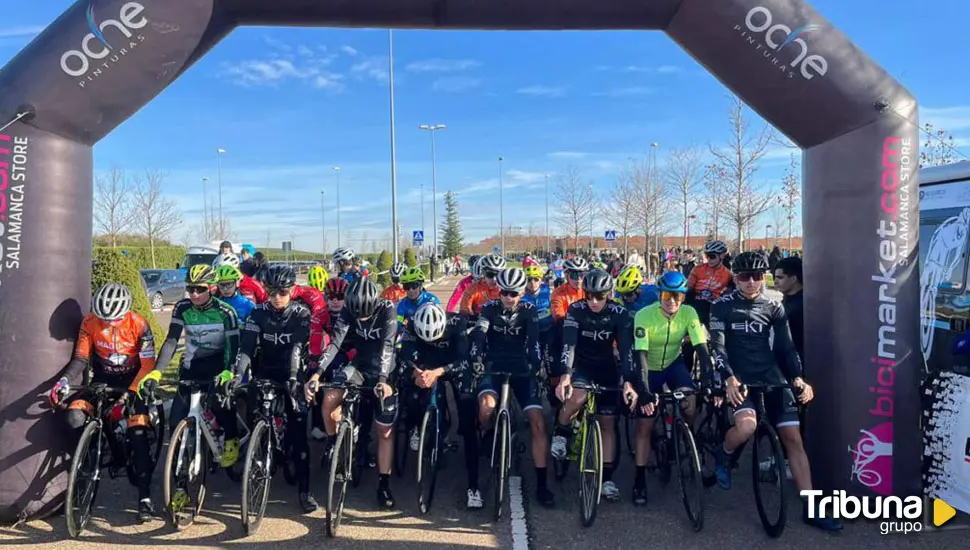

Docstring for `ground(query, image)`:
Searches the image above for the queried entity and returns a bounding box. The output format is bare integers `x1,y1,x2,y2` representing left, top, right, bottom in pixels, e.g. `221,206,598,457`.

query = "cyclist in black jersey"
709,252,840,532
399,303,482,509
472,268,554,507
551,269,639,502
233,265,318,513
305,277,399,509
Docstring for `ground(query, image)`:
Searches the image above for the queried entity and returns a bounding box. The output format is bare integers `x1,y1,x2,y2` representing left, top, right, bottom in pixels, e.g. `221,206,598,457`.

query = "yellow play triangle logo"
934,499,956,527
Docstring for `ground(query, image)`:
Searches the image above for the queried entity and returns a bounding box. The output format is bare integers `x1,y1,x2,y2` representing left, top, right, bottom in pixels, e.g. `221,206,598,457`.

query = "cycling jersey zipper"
660,315,672,371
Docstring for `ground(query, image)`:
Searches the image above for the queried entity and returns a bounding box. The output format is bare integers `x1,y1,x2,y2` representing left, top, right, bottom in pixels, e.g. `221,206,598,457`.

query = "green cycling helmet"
214,264,242,283
400,266,426,285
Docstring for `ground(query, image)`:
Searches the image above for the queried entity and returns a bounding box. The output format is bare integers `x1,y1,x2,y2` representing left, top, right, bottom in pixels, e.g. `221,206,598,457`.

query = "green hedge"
91,249,165,343
95,246,186,270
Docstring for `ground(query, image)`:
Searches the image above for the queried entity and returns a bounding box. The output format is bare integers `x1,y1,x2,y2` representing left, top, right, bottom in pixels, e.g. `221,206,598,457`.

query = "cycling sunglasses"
326,292,346,300
186,285,209,295
737,272,765,282
660,291,685,303
587,291,609,302
403,282,422,291
500,290,521,298
567,271,583,279
483,270,498,279
217,281,237,288
266,287,291,297
705,252,720,259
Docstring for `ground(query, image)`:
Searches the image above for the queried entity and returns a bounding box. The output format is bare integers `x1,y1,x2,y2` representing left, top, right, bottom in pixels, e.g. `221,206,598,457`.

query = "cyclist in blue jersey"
396,266,440,332
213,265,255,322
549,254,565,287
333,246,363,284
521,265,552,367
615,264,659,314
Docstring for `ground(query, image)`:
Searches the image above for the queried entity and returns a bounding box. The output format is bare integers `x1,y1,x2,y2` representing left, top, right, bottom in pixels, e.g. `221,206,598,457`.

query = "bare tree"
132,169,183,268
710,95,776,252
920,122,958,168
699,163,728,241
553,166,595,253
93,167,136,248
608,173,637,258
769,206,787,241
628,157,672,267
666,146,704,248
779,153,801,250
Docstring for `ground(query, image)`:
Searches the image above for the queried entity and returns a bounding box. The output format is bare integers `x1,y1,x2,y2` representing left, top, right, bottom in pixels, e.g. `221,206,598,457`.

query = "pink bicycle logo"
849,422,893,495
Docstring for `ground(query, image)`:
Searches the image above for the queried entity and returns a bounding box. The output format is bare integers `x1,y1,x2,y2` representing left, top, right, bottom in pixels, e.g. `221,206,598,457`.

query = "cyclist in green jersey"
630,270,713,505
151,264,242,467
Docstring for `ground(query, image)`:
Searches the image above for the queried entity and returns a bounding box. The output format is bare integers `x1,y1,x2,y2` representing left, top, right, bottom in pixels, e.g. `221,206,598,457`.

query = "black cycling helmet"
346,277,381,318
582,269,614,293
732,251,770,273
264,264,297,289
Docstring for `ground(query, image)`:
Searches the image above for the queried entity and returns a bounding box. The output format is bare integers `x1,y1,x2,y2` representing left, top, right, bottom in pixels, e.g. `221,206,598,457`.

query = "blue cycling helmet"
657,271,688,293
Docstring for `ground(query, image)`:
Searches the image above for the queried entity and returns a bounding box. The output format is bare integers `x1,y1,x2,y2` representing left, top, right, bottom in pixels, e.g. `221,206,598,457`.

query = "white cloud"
516,85,567,98
341,45,358,56
297,45,314,57
593,86,655,98
548,151,588,159
923,106,970,132
0,26,43,38
221,38,345,90
406,58,481,72
351,57,389,82
595,65,683,75
431,76,482,92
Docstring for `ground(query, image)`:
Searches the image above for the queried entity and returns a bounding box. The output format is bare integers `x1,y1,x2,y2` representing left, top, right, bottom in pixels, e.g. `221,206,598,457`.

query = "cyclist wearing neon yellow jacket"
629,270,711,506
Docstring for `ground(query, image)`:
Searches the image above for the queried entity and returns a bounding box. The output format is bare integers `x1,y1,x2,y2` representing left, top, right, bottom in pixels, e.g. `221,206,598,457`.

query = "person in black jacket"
233,264,317,513
774,256,804,363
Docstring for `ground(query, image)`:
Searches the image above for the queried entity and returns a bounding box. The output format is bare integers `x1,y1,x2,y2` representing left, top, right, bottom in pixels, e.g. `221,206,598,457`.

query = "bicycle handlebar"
314,381,387,410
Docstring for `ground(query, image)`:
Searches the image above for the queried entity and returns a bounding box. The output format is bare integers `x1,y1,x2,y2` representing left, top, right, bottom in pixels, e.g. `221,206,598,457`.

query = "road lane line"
508,475,530,550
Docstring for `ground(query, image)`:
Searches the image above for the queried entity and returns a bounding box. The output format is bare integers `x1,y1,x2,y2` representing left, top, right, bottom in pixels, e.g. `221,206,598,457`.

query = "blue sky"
3,1,970,253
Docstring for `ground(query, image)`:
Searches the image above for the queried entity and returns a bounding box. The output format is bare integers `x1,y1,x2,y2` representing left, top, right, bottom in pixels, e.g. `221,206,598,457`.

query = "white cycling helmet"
92,282,132,322
704,240,728,255
413,302,448,342
478,253,507,274
497,268,528,293
389,263,406,280
333,246,355,262
563,257,589,272
212,252,240,268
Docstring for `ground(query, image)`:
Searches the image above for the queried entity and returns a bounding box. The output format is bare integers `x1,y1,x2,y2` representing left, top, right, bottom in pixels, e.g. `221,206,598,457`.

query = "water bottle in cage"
204,409,221,432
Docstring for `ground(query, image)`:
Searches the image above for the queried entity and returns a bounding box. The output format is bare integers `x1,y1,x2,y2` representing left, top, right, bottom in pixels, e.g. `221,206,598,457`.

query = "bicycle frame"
490,373,514,471
176,385,249,477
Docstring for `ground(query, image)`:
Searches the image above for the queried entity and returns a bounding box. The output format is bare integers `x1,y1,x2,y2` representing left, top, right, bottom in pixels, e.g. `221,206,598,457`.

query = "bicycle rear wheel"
695,401,721,488
241,420,272,535
579,418,603,528
163,418,208,529
66,422,103,538
394,421,409,477
652,416,671,485
491,411,510,522
674,418,704,532
752,422,787,538
417,407,440,514
326,421,353,537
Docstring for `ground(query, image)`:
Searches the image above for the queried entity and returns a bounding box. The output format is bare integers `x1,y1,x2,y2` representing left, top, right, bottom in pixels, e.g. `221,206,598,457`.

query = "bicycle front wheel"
163,418,207,529
66,421,104,538
674,418,704,532
491,411,511,522
752,422,787,538
326,421,353,537
579,418,603,528
241,420,273,535
417,407,440,514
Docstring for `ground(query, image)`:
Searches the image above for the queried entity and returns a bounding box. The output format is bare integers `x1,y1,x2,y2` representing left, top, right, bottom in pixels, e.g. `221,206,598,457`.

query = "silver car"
140,269,184,310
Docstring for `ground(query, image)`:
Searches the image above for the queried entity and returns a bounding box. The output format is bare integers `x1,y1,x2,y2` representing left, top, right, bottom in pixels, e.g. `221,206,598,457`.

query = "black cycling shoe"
536,487,555,508
632,486,648,507
137,499,155,523
377,486,395,509
300,492,319,513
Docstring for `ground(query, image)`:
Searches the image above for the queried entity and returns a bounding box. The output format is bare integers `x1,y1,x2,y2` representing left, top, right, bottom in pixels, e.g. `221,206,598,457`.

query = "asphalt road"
3,276,966,548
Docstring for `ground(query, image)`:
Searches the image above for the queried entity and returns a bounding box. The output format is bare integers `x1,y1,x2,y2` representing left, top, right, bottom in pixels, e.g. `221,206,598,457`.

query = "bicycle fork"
490,381,512,471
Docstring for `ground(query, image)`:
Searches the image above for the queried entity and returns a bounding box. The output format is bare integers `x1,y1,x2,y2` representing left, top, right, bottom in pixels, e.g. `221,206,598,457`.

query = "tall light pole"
687,214,697,249
765,224,772,247
332,166,341,249
321,190,327,255
498,156,505,256
588,183,594,253
388,29,400,264
545,174,550,259
419,123,446,259
421,182,426,240
201,177,209,239
650,142,660,254
216,147,226,238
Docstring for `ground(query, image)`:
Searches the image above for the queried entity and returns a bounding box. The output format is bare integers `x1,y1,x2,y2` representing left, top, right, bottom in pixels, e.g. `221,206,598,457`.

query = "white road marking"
509,475,530,550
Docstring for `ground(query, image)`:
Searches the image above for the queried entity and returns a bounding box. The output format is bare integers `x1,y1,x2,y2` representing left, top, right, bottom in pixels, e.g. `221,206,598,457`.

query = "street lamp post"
321,190,326,255
545,174,550,259
499,156,505,256
421,182,426,243
333,166,341,249
388,29,400,264
216,148,226,238
765,224,772,247
419,123,446,259
687,214,697,249
588,183,594,252
650,142,660,254
201,177,209,239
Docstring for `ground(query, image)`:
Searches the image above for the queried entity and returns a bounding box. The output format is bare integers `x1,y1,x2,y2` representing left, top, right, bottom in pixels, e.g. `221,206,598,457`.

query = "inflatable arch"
0,0,920,520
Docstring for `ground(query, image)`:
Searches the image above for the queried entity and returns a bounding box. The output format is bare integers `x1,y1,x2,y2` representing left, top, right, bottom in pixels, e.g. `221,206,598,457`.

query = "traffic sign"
412,230,424,245
493,246,501,254
604,230,617,242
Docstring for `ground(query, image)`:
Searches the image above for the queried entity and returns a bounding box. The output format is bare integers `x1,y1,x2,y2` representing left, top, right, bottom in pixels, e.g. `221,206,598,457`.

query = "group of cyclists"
49,238,840,535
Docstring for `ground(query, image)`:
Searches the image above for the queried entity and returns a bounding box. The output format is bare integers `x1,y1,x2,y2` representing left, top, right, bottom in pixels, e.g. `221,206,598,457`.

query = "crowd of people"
50,238,832,536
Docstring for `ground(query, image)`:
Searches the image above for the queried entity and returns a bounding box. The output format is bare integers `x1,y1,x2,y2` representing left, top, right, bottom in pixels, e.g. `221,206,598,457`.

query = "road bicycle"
416,376,457,514
240,379,301,534
487,370,528,523
63,383,165,537
650,388,705,532
163,379,247,529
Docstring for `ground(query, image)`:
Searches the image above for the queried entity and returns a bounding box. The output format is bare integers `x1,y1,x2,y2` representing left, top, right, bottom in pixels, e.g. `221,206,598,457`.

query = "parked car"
140,269,184,310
